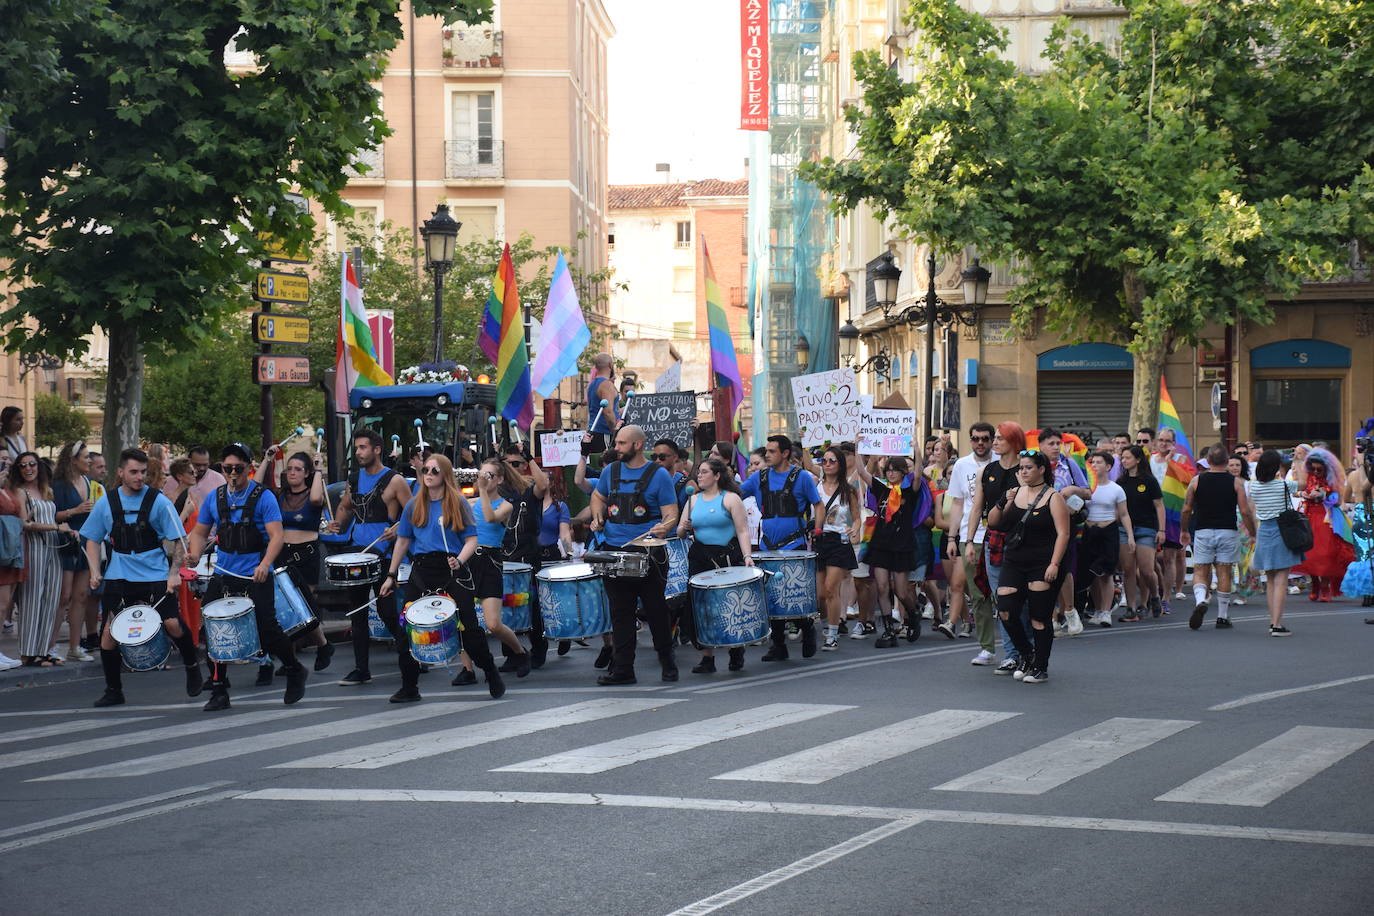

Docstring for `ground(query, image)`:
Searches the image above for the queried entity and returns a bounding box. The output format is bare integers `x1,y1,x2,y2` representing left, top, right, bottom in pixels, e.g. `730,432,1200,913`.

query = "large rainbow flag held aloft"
334,252,393,409
1025,429,1095,485
486,243,534,429
704,236,744,420
1157,377,1196,542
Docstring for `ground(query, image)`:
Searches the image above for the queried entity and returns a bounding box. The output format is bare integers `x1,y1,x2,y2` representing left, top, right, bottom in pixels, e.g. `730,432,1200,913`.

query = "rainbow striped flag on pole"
1157,376,1195,541
477,246,508,365
490,243,534,430
704,236,743,417
1158,376,1195,468
333,252,392,410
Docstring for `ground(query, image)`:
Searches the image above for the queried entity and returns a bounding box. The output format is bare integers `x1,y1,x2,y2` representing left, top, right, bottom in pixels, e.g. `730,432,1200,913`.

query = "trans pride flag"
529,251,591,398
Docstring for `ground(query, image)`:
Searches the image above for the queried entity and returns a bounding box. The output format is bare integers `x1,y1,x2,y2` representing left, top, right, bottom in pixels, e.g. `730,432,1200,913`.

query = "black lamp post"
419,204,461,363
838,320,891,376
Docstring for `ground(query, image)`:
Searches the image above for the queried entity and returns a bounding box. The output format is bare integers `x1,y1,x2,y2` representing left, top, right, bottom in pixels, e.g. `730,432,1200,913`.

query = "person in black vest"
739,434,824,660
498,442,550,668
590,424,681,685
187,443,306,711
1181,443,1256,630
84,448,202,707
326,429,413,686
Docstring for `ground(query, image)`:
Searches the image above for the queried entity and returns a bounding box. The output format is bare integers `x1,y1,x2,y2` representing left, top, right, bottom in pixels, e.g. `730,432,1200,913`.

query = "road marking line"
0,715,159,745
1156,725,1374,807
0,788,240,853
665,819,922,915
274,698,678,769
33,702,484,780
714,709,1020,785
934,717,1198,795
1208,674,1374,711
687,644,974,694
0,707,324,771
493,703,853,774
233,788,1374,848
0,782,234,841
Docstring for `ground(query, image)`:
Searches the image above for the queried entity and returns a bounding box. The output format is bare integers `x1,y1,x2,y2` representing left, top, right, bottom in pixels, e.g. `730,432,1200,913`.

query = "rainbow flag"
1158,376,1195,468
1157,376,1196,542
477,246,508,365
704,236,743,417
334,252,392,408
490,243,534,429
1331,505,1355,544
1026,430,1097,486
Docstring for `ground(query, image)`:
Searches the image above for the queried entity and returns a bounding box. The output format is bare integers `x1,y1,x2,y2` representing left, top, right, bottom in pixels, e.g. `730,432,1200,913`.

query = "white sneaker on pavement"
1066,609,1084,636
0,652,20,670
970,649,995,666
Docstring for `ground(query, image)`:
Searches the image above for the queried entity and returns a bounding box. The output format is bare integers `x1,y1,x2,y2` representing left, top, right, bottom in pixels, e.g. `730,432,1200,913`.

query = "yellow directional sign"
253,354,312,386
254,271,310,304
252,312,311,345
257,232,309,264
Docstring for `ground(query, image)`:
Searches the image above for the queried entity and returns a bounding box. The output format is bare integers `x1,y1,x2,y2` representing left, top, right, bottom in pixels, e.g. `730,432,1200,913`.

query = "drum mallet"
271,426,305,455
391,433,402,459
314,427,325,458
488,415,499,446
415,417,428,450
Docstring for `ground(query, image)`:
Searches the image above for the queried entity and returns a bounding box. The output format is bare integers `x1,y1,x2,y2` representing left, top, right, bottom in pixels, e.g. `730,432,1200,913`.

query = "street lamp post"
419,204,461,363
837,321,891,376
797,333,811,372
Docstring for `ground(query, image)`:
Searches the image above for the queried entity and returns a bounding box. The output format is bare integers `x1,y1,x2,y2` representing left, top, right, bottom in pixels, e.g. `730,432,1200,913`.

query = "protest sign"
621,390,697,448
790,368,860,446
654,361,682,393
857,409,915,456
539,431,583,467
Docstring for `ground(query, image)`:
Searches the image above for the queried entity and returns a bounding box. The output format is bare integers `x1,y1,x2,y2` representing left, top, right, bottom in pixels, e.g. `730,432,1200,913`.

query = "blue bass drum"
537,562,611,639
367,604,392,641
202,596,261,662
110,605,172,672
753,550,818,620
689,566,769,648
664,536,691,599
271,567,316,637
502,562,533,632
405,594,461,666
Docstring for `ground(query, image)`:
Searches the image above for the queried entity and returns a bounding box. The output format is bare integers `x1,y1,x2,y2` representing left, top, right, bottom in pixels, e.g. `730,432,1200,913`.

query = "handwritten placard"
857,409,915,456
539,431,583,467
621,390,697,448
654,361,682,393
791,367,860,447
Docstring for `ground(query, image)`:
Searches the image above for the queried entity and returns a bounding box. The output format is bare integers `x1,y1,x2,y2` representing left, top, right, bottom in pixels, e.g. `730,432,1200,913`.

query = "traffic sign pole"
260,293,273,453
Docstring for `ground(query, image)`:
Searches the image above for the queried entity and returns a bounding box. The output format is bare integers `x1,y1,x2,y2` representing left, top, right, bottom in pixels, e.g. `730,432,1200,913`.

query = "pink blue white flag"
530,250,592,398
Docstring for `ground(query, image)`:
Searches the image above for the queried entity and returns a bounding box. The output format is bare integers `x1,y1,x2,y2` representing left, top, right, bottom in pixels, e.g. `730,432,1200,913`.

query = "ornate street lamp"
419,204,461,363
837,321,891,376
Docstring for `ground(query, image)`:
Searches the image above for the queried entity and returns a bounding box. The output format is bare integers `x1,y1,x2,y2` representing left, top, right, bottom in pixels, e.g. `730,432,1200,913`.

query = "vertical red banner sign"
740,0,769,130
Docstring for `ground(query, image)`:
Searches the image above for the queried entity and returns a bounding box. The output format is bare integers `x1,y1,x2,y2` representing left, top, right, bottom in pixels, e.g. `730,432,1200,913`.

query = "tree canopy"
801,0,1374,429
33,392,90,451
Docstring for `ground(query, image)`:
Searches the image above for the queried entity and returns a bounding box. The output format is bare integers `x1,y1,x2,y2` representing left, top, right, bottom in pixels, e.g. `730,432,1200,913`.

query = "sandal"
22,656,61,668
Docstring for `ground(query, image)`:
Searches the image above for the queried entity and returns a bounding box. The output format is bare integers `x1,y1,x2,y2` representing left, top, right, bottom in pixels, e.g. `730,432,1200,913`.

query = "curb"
0,659,103,691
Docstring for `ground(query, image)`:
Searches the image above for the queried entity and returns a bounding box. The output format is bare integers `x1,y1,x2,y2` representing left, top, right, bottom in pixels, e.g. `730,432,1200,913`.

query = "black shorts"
864,545,918,573
100,580,179,623
470,548,504,600
279,540,320,587
813,532,858,571
1080,523,1120,578
999,559,1061,592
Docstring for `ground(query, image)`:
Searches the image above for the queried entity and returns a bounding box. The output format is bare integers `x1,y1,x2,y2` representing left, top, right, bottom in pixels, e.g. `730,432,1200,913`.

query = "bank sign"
1036,343,1134,372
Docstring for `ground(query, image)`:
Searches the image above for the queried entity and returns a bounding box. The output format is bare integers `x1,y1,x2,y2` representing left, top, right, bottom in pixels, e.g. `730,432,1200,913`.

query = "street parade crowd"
0,371,1371,707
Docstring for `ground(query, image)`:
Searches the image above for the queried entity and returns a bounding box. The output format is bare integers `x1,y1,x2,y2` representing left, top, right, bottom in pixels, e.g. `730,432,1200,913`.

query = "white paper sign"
790,367,861,447
539,431,583,467
654,361,682,393
857,409,915,456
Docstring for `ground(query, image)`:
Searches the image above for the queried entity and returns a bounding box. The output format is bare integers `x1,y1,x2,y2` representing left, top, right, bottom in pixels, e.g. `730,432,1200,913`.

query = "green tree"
0,0,492,461
139,317,264,451
801,0,1374,430
33,392,90,451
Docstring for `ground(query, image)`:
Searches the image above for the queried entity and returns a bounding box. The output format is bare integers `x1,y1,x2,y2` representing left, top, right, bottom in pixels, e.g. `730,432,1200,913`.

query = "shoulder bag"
1276,481,1313,554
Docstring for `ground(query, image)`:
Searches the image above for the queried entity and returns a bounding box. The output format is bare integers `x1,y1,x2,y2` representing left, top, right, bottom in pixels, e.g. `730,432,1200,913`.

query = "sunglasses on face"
654,453,675,462
423,467,443,476
969,435,991,443
17,461,37,469
820,457,838,464
222,464,245,475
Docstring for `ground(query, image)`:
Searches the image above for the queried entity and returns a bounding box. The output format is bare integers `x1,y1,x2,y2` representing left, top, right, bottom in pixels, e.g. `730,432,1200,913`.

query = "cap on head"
222,442,253,464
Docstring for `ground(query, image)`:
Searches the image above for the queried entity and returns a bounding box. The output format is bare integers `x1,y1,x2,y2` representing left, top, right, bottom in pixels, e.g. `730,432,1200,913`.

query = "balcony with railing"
445,139,504,181
441,26,504,72
344,146,384,182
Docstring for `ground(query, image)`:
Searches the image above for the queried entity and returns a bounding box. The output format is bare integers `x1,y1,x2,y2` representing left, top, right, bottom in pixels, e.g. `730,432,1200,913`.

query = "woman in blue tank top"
677,457,753,675
471,458,532,674
256,448,332,671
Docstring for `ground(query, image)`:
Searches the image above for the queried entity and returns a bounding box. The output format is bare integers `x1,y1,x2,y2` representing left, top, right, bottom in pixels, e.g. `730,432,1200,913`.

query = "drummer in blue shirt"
739,434,825,660
83,447,201,707
590,424,680,685
187,442,307,711
381,453,504,701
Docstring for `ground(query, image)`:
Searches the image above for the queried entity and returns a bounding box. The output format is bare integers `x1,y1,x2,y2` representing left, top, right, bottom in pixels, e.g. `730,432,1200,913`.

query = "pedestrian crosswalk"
9,700,1372,811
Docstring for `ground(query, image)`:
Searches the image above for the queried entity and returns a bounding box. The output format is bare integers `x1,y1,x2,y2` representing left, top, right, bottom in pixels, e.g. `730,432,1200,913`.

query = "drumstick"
438,514,451,554
271,426,305,455
315,427,325,458
356,529,389,554
345,597,378,617
415,417,427,450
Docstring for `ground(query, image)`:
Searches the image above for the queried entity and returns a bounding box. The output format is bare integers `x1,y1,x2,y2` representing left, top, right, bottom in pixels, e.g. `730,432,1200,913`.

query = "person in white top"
1081,452,1132,626
939,422,996,662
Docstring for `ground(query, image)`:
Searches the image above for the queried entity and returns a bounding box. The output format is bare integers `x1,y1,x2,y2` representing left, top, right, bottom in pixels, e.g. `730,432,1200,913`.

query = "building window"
675,221,692,248
672,266,694,294
607,223,615,249
1252,378,1342,445
447,90,502,178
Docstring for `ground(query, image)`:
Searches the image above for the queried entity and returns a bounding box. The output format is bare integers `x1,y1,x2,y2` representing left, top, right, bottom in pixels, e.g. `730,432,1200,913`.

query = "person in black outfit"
987,449,1070,684
497,444,550,668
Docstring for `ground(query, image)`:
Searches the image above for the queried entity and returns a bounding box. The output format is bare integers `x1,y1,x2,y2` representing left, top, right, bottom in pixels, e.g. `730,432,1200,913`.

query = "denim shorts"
1192,528,1240,565
1120,526,1158,548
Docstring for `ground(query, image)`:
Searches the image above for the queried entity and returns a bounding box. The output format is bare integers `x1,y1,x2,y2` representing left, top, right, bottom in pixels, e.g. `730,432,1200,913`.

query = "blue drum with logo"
753,550,817,620
272,567,316,637
405,594,461,666
537,562,611,639
202,596,261,662
110,605,172,672
689,566,769,648
664,536,691,600
367,603,392,641
502,562,533,632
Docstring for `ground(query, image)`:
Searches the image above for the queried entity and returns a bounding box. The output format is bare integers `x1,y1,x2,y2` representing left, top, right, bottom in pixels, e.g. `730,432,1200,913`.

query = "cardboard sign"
621,390,697,448
539,431,583,467
858,409,915,456
790,368,860,447
654,361,682,394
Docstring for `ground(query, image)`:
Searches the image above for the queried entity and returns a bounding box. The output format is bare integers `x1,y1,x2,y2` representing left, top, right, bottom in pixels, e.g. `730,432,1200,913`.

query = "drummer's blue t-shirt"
397,498,477,555
81,486,186,583
471,496,508,547
196,482,281,577
594,462,676,547
539,501,570,547
740,468,821,550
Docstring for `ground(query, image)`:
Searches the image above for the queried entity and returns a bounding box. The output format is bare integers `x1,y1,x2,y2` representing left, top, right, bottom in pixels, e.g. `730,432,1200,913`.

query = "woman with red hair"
964,421,1026,674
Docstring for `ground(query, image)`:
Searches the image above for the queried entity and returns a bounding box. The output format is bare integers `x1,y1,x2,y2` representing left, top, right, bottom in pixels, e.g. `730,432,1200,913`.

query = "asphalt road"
2,602,1372,915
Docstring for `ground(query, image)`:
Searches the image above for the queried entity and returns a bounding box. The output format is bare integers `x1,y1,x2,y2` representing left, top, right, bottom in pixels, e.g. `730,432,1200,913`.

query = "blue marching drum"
537,562,611,639
689,566,769,648
404,593,461,666
664,536,691,600
110,605,172,672
202,596,261,662
753,550,818,620
272,567,316,637
502,562,534,633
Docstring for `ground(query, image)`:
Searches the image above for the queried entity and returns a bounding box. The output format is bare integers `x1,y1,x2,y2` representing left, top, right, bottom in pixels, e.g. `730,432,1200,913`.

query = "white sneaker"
1095,611,1113,628
822,636,839,651
0,652,20,670
970,649,995,666
1287,584,1300,595
849,623,867,640
1066,610,1084,636
845,605,858,619
922,607,934,620
1174,591,1186,600
1053,619,1067,638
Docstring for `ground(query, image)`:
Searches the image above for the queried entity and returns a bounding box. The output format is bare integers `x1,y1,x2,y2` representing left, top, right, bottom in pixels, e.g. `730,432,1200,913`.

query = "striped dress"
17,493,61,658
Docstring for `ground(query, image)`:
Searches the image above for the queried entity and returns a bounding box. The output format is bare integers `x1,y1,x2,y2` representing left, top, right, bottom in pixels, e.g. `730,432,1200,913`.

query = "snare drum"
394,561,412,616
537,562,611,639
753,551,818,620
110,605,172,672
688,567,769,647
664,536,690,599
271,567,316,637
584,550,651,578
405,594,461,665
190,553,214,597
202,596,260,662
325,551,382,585
502,562,533,632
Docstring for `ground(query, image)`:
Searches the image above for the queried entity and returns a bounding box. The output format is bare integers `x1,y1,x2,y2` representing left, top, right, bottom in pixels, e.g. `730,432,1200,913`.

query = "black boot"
513,651,532,678
481,662,506,699
529,637,548,669
659,647,678,682
283,664,308,705
761,640,789,661
593,645,613,669
800,619,818,658
202,686,230,712
255,663,274,686
185,664,204,698
451,667,477,686
874,618,899,648
728,647,746,671
99,648,123,696
691,655,716,674
557,639,572,656
313,642,335,672
389,686,422,703
93,688,125,708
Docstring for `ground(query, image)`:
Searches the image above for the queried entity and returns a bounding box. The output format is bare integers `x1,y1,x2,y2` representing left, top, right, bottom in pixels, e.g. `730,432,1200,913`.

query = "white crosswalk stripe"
493,703,853,774
34,703,483,781
274,698,680,769
1156,725,1374,807
0,708,322,771
934,717,1199,796
0,717,160,746
714,709,1021,785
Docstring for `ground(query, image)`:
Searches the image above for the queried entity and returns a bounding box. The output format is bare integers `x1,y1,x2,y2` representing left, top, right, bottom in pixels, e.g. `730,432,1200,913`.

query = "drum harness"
348,467,397,548
108,487,179,612
605,462,670,576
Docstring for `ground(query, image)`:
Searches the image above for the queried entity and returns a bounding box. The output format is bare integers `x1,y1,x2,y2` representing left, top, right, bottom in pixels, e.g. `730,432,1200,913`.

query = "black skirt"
813,532,857,570
470,548,504,600
864,545,919,573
